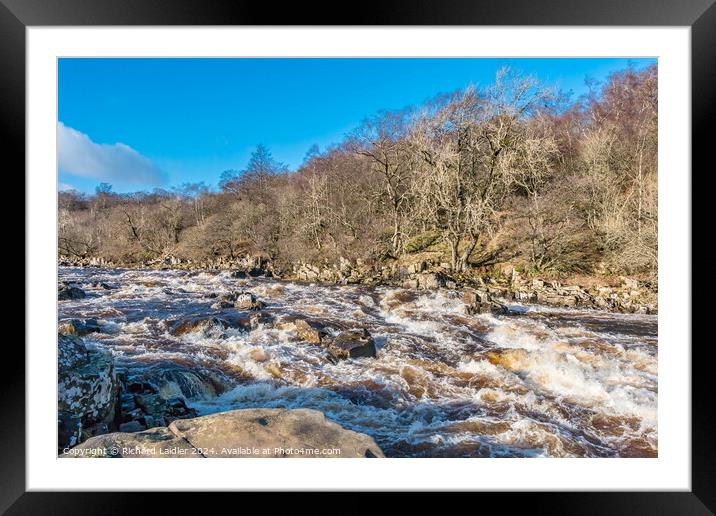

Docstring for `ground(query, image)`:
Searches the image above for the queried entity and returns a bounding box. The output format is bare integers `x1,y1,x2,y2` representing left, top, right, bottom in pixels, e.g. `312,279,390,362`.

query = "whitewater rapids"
58,267,657,458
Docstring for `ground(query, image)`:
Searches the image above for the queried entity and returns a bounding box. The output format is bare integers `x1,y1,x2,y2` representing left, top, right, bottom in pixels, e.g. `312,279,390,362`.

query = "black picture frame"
5,0,710,511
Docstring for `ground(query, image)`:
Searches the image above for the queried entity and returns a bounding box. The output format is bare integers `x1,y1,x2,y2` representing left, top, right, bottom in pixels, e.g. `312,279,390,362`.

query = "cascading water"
58,267,657,458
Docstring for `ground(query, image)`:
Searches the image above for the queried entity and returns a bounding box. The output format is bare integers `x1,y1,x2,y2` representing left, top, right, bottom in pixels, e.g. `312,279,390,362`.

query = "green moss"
404,231,441,254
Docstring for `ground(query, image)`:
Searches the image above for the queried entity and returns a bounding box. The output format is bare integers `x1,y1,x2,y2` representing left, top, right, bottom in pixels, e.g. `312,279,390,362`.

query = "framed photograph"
7,0,710,510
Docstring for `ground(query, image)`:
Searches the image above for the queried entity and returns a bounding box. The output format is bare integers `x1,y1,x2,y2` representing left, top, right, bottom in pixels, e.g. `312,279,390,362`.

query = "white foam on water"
58,267,658,457
358,294,376,307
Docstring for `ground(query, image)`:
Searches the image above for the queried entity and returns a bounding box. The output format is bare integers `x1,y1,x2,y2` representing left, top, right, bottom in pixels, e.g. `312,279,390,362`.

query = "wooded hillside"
59,65,657,279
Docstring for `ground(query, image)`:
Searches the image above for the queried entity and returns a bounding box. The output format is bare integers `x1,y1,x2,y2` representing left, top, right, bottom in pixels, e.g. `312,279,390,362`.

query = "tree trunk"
459,234,479,272
449,237,461,272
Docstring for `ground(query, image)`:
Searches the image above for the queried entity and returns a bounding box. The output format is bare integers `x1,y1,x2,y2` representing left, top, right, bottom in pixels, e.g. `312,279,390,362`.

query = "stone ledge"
61,407,384,458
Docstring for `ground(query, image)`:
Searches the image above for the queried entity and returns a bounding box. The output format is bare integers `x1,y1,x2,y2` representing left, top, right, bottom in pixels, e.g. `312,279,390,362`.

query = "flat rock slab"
62,408,384,458
169,408,384,457
61,427,198,458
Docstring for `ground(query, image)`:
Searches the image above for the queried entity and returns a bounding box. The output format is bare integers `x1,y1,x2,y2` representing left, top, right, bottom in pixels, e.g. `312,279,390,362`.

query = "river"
58,267,658,458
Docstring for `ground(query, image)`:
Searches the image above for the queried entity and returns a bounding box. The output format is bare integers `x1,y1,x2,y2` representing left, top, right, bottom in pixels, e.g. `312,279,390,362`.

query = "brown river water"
58,267,658,458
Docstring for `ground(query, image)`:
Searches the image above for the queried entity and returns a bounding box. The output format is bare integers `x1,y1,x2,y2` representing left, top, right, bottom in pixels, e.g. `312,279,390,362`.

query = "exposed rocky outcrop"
326,329,377,360
460,279,656,314
59,253,279,276
294,319,325,345
109,365,219,436
168,316,233,338
58,334,119,450
58,318,101,336
58,252,657,313
91,281,117,290
415,272,446,290
293,258,376,285
168,312,271,338
63,408,384,458
117,382,197,431
62,426,198,458
209,290,265,310
287,259,657,314
279,318,377,361
231,266,272,278
505,276,657,314
58,281,86,300
234,291,264,310
463,288,504,314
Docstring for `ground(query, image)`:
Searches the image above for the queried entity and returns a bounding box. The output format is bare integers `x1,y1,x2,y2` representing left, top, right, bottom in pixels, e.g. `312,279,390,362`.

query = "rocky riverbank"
58,330,383,457
59,254,657,314
57,271,652,452
57,266,658,457
58,332,198,451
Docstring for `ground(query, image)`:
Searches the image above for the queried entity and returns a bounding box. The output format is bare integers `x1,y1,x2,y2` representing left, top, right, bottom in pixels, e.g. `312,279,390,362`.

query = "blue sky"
58,57,656,193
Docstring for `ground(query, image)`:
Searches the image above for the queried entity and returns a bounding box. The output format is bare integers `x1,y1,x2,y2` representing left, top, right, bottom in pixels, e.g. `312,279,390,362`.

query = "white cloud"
58,122,166,186
58,182,77,191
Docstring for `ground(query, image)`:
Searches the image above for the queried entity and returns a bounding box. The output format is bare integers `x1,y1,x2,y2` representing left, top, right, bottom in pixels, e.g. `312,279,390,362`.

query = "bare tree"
349,109,414,257
410,69,555,271
57,64,657,278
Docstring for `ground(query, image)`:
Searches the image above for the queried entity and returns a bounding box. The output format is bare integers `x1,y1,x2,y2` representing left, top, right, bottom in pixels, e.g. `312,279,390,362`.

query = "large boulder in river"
294,319,325,345
169,313,271,337
58,334,119,450
63,408,384,458
58,318,101,336
58,333,88,370
327,329,377,359
169,316,232,338
211,291,264,310
58,281,86,300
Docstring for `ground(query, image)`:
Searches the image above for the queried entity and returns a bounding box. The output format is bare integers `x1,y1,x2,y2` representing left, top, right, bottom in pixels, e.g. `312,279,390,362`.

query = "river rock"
463,288,494,314
58,318,102,336
213,290,265,310
416,272,446,290
234,291,264,310
119,420,144,433
463,288,489,305
58,333,88,369
154,368,220,401
327,329,377,359
58,282,86,300
169,408,384,457
210,300,234,309
61,427,198,458
64,408,383,458
536,291,578,307
294,319,324,345
112,366,210,435
215,291,239,303
246,267,265,277
58,334,119,449
514,290,537,302
168,316,231,338
296,263,321,281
